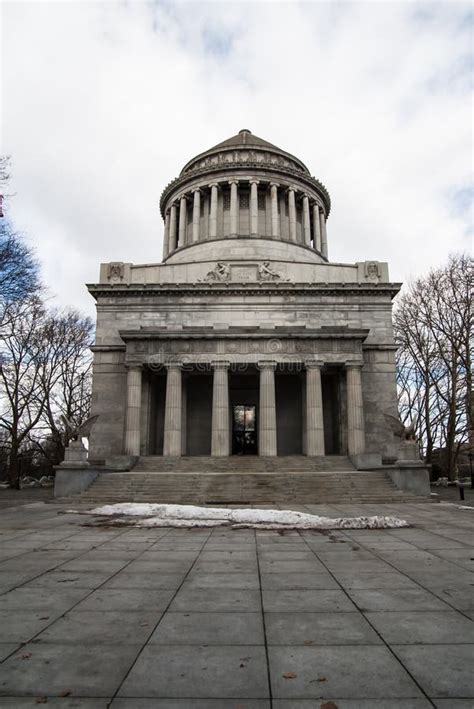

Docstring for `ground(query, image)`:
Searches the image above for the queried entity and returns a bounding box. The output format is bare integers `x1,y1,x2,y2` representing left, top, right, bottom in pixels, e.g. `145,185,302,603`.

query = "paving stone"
73,587,175,612
22,570,114,589
111,699,269,708
346,588,452,612
268,646,423,699
432,585,474,610
170,588,261,612
102,571,186,589
184,572,259,589
259,561,327,575
260,573,338,590
393,644,474,698
262,589,356,613
193,561,259,573
265,611,382,645
35,610,161,644
118,645,269,698
0,610,61,643
0,699,110,708
272,700,432,708
366,611,474,644
58,559,131,573
0,643,141,697
0,645,19,662
149,612,264,645
124,560,194,573
0,587,90,612
330,571,420,589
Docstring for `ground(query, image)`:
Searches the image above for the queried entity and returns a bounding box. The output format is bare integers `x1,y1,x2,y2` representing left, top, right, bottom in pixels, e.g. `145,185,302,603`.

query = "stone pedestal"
124,365,142,457
306,360,325,456
60,440,90,468
211,362,230,456
163,363,183,456
259,361,277,456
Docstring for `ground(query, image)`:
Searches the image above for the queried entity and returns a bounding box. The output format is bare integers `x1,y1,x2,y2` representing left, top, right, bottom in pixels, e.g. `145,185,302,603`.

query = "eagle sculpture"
384,413,417,441
60,415,99,445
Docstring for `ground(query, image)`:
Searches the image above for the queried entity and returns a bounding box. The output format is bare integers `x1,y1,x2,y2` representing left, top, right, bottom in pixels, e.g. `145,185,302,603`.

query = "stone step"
60,468,431,506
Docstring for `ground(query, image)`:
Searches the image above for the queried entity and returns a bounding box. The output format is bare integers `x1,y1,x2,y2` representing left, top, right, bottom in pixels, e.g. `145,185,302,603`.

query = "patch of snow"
88,502,409,530
458,505,474,510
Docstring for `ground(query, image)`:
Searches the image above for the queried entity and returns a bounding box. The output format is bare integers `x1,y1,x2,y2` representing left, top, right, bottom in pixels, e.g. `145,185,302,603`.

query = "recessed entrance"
232,405,257,455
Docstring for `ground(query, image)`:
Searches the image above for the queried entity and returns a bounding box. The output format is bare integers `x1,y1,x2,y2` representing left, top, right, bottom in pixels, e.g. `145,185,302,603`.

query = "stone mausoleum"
87,130,402,469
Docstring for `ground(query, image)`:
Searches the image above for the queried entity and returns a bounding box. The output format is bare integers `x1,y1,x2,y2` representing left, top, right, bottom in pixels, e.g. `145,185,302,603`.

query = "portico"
119,330,367,460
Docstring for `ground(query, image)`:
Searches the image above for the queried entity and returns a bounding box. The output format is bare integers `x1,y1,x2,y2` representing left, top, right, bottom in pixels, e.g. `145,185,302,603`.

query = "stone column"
346,362,365,456
211,361,230,457
209,183,218,239
169,203,178,252
163,363,183,457
288,188,296,241
162,210,170,260
306,360,325,456
258,361,277,456
229,180,238,236
320,211,328,259
302,195,311,247
313,203,322,252
124,365,142,457
178,195,187,247
250,180,259,236
192,189,201,243
270,183,279,237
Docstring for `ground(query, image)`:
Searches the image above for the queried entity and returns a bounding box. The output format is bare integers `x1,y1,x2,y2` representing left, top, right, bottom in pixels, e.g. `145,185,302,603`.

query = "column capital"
306,359,324,369
249,179,260,185
208,182,219,189
257,360,277,371
302,193,310,201
192,187,201,195
211,360,231,370
270,182,280,189
125,363,143,371
228,179,239,186
286,186,296,194
178,193,188,202
345,360,364,370
165,361,184,370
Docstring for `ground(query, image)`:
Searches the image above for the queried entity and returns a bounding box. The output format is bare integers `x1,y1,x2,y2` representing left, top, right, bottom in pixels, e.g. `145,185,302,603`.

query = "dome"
180,129,311,177
159,129,331,265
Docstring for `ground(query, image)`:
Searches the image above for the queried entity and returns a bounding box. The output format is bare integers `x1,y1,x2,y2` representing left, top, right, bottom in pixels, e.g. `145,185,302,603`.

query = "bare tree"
0,156,40,325
0,298,51,487
38,310,94,464
394,254,473,479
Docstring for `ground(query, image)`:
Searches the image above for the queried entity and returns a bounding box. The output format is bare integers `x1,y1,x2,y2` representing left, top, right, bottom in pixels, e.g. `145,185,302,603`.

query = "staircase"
134,455,355,474
58,456,429,505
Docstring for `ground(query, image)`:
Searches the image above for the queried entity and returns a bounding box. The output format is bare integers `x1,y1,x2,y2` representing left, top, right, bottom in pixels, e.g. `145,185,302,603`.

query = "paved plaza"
0,500,473,708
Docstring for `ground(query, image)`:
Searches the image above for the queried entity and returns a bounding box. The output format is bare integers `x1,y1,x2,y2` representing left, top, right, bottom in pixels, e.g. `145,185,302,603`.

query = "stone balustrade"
162,178,328,261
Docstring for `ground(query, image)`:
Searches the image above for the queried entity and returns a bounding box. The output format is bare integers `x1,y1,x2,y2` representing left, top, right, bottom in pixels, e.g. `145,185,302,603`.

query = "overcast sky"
2,1,472,318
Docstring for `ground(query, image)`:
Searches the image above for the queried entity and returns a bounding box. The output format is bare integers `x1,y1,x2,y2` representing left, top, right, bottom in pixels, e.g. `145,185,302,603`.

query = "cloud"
2,1,472,316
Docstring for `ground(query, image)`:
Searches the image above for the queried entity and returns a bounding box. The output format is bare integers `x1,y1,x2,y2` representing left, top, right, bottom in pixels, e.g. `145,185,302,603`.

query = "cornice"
118,327,371,342
87,282,402,300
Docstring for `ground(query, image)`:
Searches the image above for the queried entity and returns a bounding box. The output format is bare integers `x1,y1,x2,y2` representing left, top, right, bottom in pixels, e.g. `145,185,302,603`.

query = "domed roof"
180,129,310,176
210,128,281,151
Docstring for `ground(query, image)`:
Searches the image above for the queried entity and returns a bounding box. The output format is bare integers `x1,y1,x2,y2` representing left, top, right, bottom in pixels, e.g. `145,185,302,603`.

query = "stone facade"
88,130,401,465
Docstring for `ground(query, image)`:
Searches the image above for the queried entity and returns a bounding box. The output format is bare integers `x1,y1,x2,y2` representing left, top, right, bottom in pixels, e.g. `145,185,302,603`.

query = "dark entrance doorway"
232,405,257,455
